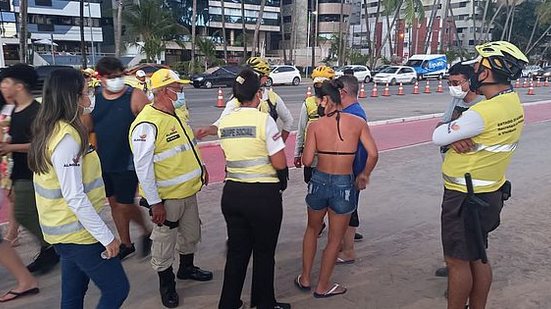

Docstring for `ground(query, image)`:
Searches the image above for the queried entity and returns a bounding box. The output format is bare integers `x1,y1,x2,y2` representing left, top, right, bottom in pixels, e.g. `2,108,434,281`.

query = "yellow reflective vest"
442,92,524,193
34,122,106,244
303,96,320,142
218,108,279,183
129,104,204,199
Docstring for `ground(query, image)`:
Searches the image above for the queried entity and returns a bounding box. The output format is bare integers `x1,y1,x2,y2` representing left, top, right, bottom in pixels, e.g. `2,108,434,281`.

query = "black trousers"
218,181,283,309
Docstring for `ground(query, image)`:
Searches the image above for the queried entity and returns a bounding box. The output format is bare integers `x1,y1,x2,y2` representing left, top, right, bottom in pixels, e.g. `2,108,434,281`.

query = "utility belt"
139,197,179,229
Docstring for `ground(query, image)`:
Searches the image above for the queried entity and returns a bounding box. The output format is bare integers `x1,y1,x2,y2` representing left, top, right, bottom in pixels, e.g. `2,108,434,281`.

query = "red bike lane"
1,101,550,224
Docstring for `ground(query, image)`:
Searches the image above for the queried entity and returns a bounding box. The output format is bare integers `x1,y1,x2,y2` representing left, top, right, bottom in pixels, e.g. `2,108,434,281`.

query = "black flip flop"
0,287,40,302
294,275,311,291
313,283,347,298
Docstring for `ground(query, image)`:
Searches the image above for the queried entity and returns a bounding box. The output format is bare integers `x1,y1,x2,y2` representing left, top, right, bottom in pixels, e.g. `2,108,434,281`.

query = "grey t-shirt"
442,96,483,123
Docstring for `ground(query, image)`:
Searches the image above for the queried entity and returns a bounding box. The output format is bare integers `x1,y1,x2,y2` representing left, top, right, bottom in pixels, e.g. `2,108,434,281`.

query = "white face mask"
168,89,186,109
105,77,125,93
82,94,95,115
449,85,468,99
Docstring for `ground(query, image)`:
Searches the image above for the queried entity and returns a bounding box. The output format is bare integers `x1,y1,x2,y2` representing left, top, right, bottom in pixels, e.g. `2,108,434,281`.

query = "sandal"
294,275,311,291
0,288,40,302
336,257,355,265
313,283,347,298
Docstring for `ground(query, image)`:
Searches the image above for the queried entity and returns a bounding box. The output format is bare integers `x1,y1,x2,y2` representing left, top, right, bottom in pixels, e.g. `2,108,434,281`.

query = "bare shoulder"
342,112,367,125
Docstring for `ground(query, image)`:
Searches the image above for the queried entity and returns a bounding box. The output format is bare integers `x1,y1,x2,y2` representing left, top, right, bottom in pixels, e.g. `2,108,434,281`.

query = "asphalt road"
184,82,551,132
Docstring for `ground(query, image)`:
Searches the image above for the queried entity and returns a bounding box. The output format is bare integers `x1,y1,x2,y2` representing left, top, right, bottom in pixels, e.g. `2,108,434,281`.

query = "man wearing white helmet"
136,70,154,101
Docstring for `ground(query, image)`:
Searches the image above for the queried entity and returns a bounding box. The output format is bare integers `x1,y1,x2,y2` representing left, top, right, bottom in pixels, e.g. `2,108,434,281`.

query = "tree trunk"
221,0,228,63
363,0,372,64
252,0,266,56
484,2,504,40
424,0,439,53
525,15,540,53
18,0,28,63
471,0,477,43
80,0,87,68
114,0,123,57
507,5,515,41
447,4,466,58
290,0,297,63
439,0,450,52
479,0,491,44
501,0,513,40
338,0,345,65
371,0,382,66
241,0,247,59
526,23,551,55
379,1,402,59
190,0,197,72
280,0,287,63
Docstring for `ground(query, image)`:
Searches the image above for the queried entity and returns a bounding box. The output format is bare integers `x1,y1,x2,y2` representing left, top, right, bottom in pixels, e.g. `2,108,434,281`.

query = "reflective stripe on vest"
226,157,271,168
442,174,497,187
41,220,84,236
472,142,518,153
157,167,203,188
153,139,197,163
226,172,277,180
34,177,104,199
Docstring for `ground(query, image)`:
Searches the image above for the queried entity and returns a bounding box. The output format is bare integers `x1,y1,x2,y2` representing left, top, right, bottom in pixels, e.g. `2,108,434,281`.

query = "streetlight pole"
86,2,95,66
306,11,311,77
311,0,317,74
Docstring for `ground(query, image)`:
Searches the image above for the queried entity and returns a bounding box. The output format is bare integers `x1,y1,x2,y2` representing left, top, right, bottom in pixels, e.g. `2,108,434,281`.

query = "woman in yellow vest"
293,65,336,183
217,69,289,309
28,68,129,308
296,79,378,298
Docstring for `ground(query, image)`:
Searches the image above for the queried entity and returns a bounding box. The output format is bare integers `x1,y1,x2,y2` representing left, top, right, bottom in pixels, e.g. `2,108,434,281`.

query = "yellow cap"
150,69,186,89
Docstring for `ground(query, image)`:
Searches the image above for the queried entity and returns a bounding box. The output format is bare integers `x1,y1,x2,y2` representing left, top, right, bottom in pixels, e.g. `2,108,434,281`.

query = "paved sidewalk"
2,119,551,308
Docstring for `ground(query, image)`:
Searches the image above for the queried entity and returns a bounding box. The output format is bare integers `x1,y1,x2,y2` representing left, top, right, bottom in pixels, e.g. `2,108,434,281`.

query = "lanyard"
488,87,513,100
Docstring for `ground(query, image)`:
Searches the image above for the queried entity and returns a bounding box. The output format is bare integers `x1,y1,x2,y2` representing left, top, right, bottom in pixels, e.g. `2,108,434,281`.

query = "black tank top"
91,87,135,173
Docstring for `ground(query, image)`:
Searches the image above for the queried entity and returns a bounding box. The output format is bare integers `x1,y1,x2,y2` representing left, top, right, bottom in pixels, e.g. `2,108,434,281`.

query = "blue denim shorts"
305,169,357,215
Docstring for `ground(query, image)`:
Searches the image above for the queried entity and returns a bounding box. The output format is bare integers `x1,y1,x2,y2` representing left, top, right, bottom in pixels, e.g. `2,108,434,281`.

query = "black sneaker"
118,243,136,260
27,246,59,274
354,232,364,242
177,266,213,281
435,266,449,277
141,234,152,257
273,302,291,309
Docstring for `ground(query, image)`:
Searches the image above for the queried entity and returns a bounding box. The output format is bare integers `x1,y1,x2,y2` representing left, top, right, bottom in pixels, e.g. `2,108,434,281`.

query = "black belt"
139,197,179,229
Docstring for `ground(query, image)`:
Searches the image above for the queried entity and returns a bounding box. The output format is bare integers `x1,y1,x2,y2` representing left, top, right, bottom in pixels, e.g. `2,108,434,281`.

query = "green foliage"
348,50,370,65
195,37,224,71
403,0,425,26
444,49,473,64
123,0,188,62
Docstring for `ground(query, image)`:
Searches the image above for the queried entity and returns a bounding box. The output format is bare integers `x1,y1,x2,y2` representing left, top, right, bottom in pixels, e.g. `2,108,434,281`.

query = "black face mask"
469,65,486,93
317,104,325,117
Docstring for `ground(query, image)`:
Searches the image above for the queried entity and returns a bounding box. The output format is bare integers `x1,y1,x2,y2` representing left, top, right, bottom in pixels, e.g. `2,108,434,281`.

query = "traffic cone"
424,80,431,94
545,77,549,87
382,83,391,96
371,83,378,97
536,78,541,87
412,81,420,94
436,80,443,93
523,78,528,88
216,87,225,108
527,82,535,95
397,83,405,95
359,82,367,98
515,79,521,88
306,86,312,98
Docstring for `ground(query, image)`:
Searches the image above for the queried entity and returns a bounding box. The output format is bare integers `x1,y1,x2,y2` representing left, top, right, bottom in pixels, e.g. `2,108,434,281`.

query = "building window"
469,39,474,45
35,0,52,6
283,16,291,23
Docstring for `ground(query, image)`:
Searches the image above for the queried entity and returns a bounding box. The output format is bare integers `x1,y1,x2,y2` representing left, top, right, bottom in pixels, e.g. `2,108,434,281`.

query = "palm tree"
195,37,218,70
338,0,345,65
123,0,187,62
18,0,28,63
241,0,247,59
252,0,267,56
280,0,287,63
220,0,228,63
190,0,197,73
80,0,87,67
114,0,123,57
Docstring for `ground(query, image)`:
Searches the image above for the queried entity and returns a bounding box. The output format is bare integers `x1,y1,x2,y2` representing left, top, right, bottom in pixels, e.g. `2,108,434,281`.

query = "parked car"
127,63,170,77
522,65,544,79
542,66,551,79
371,65,390,76
266,65,301,86
35,65,72,91
373,66,418,85
335,65,372,83
191,66,241,89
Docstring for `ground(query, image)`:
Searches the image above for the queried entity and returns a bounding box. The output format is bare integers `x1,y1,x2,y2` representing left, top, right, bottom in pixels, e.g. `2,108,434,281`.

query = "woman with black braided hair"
295,79,378,298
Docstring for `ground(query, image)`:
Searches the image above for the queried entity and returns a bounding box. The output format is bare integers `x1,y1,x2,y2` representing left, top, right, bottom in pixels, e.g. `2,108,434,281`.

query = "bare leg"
5,190,20,245
315,210,350,294
300,208,326,287
338,227,356,262
108,197,132,245
0,241,38,301
446,256,472,309
469,260,492,309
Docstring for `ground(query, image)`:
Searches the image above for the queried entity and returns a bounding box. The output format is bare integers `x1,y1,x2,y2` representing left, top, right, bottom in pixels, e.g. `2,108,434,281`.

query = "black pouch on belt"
500,180,512,201
139,197,179,229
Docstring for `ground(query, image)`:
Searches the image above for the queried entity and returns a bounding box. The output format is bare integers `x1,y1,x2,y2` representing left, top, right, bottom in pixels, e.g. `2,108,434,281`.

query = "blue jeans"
54,242,129,309
305,169,357,215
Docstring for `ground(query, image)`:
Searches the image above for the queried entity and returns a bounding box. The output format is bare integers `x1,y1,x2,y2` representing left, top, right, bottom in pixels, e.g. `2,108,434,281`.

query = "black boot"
176,254,213,281
158,267,179,308
27,245,59,274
